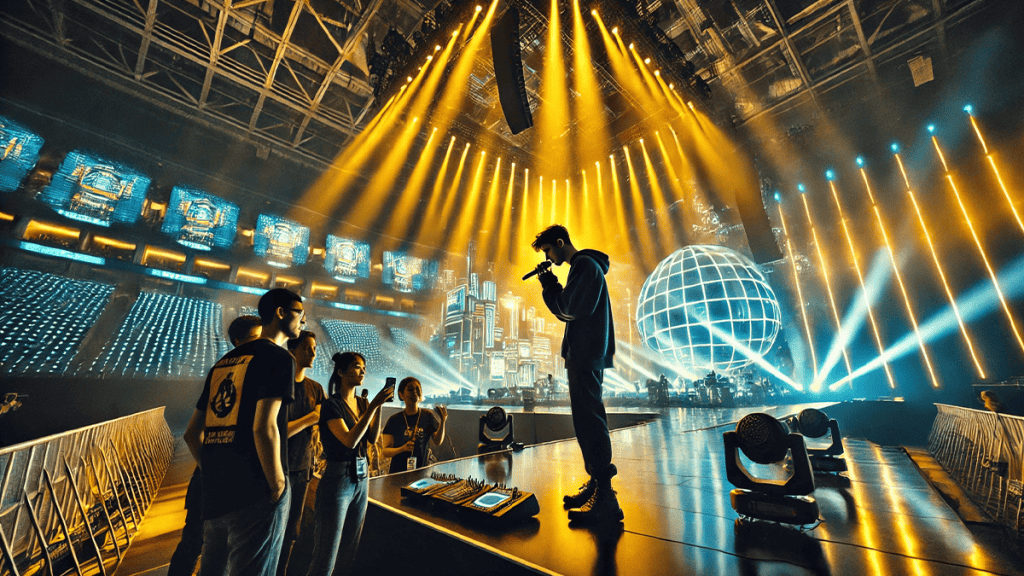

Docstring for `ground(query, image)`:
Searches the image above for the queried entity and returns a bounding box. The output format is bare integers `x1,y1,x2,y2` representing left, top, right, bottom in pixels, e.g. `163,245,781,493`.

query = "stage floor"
367,403,1022,576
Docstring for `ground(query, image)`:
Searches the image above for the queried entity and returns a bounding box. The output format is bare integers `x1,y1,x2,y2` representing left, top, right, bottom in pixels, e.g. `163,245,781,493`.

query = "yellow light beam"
410,137,459,247
571,0,612,168
608,155,632,248
931,136,1024,355
829,180,896,389
895,153,986,378
639,138,678,255
534,0,572,178
800,192,854,388
550,178,557,224
859,168,939,388
449,151,492,250
435,143,474,238
967,114,1024,234
495,162,518,263
777,202,819,386
383,127,440,239
623,145,658,265
477,156,505,258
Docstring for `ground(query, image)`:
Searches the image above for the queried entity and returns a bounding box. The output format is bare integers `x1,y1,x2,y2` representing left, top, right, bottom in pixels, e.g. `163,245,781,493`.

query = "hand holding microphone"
522,260,552,280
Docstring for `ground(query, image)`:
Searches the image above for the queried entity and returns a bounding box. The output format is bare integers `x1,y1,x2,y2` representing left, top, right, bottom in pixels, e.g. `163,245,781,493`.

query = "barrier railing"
0,407,173,576
928,404,1024,539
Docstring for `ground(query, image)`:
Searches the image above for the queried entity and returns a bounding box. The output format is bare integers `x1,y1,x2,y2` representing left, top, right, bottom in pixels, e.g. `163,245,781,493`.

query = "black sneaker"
563,478,597,509
568,486,624,525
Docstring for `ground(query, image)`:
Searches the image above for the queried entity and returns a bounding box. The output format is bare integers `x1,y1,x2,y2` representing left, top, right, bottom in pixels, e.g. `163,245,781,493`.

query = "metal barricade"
0,407,173,576
928,404,1024,539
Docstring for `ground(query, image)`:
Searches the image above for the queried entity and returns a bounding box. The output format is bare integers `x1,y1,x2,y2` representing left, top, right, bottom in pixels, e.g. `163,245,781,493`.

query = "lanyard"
404,409,422,441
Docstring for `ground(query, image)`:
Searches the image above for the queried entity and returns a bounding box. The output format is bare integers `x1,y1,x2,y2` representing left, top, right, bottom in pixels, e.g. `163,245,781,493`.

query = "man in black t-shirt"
183,288,303,576
276,330,325,576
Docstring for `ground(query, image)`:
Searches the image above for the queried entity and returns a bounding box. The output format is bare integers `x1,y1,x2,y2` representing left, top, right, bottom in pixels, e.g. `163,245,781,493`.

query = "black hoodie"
541,249,616,371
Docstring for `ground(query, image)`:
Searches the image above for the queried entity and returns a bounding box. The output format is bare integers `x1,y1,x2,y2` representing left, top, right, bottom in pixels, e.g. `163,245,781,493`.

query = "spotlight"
855,156,865,167
478,406,521,453
825,169,835,181
669,83,674,89
964,104,973,114
591,9,597,15
655,70,660,76
612,27,618,35
890,142,900,153
797,183,806,193
774,191,781,203
927,124,936,133
644,58,651,64
781,408,847,473
407,76,413,82
435,45,441,51
628,43,634,50
476,5,482,11
723,413,819,525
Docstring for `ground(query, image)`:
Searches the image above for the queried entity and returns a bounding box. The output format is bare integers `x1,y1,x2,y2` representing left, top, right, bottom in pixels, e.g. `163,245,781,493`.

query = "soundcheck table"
354,403,1021,576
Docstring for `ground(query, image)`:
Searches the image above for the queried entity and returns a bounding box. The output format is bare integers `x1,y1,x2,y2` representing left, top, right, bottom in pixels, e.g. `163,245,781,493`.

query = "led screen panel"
382,251,438,293
254,214,309,268
39,150,150,227
324,235,370,282
445,285,466,320
161,186,239,251
0,116,44,192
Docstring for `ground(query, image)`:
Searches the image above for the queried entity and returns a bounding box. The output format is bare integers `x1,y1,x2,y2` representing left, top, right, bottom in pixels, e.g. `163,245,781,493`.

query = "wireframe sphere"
635,245,781,373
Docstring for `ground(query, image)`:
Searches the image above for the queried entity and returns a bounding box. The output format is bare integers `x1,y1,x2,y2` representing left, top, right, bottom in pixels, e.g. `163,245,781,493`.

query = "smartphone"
385,376,396,402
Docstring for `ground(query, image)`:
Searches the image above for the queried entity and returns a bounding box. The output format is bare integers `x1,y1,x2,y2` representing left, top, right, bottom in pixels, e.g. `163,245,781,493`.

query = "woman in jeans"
304,352,393,576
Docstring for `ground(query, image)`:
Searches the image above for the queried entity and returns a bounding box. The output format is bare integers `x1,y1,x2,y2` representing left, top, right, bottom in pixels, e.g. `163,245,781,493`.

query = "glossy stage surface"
365,403,1021,576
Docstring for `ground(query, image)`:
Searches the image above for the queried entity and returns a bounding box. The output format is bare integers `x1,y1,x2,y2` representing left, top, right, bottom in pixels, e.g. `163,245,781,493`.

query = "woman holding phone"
304,352,393,576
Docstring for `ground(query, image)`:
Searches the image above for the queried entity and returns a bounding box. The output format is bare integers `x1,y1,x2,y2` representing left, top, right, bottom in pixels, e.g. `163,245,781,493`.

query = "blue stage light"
856,157,865,167
927,124,936,133
797,183,806,193
963,104,973,114
774,191,781,202
891,143,900,153
825,169,836,181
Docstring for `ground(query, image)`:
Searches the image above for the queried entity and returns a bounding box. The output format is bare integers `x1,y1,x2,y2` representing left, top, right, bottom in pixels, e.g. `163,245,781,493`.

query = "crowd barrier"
928,403,1024,539
0,408,173,575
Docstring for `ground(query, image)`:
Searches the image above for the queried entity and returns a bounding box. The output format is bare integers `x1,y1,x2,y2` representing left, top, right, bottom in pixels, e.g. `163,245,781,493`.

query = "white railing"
0,407,173,576
929,403,1024,538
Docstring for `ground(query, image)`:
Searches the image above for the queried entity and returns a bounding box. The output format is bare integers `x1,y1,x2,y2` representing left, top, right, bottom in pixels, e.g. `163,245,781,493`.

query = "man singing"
531,224,622,525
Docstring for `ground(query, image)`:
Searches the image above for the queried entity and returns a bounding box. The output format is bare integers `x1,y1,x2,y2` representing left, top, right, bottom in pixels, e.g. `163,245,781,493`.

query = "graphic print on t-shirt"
204,355,252,445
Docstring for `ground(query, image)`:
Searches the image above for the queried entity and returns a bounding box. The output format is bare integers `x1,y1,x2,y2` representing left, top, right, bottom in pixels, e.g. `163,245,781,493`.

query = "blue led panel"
324,235,370,282
161,186,239,251
254,214,309,267
382,251,438,293
39,150,150,227
0,116,45,192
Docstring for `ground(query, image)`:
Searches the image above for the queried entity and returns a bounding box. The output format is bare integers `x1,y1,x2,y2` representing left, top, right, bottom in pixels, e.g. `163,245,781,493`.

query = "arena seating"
0,267,114,374
85,292,229,378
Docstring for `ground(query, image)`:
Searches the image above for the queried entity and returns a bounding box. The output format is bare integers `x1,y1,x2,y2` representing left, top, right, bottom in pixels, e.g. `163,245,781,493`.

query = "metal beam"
247,0,304,132
762,0,821,112
198,0,233,108
847,0,879,85
134,0,159,79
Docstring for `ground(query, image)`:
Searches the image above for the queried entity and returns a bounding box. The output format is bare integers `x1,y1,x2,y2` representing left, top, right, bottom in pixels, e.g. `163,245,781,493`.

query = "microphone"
522,261,552,280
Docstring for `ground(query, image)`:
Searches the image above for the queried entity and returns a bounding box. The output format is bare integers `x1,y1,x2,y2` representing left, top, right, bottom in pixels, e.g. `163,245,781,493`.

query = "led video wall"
383,251,438,293
0,116,44,192
324,235,371,282
39,150,150,227
161,186,239,251
254,214,310,268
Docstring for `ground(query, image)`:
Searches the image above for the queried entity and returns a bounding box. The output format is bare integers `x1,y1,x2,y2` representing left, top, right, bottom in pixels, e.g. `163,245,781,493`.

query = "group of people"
168,223,623,575
172,288,449,576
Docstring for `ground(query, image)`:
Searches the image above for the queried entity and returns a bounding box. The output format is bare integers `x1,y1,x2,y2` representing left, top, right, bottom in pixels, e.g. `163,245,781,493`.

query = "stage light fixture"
927,124,936,133
891,142,900,153
782,408,847,473
612,27,618,34
825,169,835,181
774,192,781,202
478,406,522,453
856,156,865,167
964,104,973,114
797,183,806,193
723,413,819,525
476,5,482,11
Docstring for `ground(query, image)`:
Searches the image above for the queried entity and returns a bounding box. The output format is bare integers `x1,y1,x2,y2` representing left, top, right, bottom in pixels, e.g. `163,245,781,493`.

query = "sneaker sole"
567,509,624,524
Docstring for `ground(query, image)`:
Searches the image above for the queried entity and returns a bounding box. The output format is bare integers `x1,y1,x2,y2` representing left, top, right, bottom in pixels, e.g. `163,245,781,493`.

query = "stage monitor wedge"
490,7,533,135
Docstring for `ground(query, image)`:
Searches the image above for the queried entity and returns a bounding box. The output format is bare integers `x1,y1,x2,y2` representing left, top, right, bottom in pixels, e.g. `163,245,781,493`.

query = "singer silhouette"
530,224,621,525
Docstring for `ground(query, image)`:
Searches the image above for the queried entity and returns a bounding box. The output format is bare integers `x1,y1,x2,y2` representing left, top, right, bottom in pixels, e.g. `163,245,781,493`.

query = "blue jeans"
304,461,368,576
200,485,291,576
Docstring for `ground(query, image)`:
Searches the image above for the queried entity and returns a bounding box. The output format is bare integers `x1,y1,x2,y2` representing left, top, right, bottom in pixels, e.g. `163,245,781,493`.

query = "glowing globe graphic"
635,245,781,373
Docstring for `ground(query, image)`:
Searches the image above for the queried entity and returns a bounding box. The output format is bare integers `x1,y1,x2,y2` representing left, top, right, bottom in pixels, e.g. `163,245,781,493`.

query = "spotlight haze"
636,246,782,373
